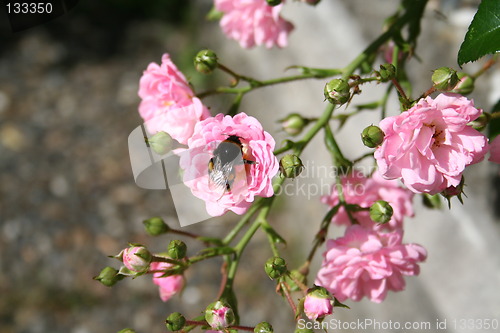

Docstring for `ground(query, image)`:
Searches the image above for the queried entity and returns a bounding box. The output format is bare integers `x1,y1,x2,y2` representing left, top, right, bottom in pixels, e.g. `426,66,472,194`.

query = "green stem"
222,197,264,245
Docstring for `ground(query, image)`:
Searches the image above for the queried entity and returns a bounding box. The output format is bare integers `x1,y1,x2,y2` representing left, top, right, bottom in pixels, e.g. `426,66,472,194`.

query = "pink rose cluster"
215,0,294,48
179,113,279,216
321,170,414,231
375,93,488,194
316,170,425,303
138,53,211,144
316,225,426,303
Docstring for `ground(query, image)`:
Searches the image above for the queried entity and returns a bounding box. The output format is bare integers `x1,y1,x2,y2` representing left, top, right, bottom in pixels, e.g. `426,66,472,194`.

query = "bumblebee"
208,135,255,193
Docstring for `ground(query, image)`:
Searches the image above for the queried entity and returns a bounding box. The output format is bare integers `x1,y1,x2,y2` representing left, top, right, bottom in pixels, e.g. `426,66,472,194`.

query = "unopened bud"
255,321,274,333
143,217,170,236
432,67,459,91
369,200,393,224
450,72,474,95
361,125,385,148
469,112,490,131
167,240,187,260
265,256,287,280
266,0,282,5
120,245,152,273
324,79,350,105
279,154,304,178
304,286,333,321
165,312,186,331
94,266,124,287
205,300,235,330
194,49,218,74
148,131,172,155
280,113,309,136
378,63,396,81
117,329,136,333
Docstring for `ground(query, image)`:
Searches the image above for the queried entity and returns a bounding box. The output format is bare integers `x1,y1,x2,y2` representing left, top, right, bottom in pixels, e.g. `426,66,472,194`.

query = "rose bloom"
138,53,210,144
315,225,427,303
150,261,184,302
179,113,279,216
215,0,294,48
489,135,500,164
375,93,488,194
321,170,414,230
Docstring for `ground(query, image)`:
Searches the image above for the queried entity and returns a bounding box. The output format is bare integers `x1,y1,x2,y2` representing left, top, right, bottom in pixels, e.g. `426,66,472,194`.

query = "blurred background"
1,0,499,332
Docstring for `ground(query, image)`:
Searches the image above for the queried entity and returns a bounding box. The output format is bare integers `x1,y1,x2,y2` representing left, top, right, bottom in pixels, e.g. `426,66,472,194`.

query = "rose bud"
205,300,235,330
303,286,333,321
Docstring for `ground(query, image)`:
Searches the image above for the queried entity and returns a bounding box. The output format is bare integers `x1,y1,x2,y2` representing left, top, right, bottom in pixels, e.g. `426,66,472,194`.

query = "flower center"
425,123,445,148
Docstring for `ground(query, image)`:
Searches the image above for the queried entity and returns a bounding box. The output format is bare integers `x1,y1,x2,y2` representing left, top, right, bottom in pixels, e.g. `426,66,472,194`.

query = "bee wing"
208,157,232,196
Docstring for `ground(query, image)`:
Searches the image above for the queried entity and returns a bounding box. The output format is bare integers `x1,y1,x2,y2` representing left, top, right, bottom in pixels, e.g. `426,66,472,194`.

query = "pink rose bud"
205,300,235,330
120,245,152,273
303,286,333,321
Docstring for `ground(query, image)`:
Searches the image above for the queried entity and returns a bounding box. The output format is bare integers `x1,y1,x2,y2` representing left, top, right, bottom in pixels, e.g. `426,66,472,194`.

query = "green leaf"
458,0,500,66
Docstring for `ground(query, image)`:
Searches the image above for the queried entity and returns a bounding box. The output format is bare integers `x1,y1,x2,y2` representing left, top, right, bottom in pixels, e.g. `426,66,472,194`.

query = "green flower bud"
205,301,235,330
450,72,474,95
279,154,304,178
264,256,287,280
148,131,172,155
266,0,282,6
285,269,307,292
143,217,170,236
369,200,393,224
378,63,396,82
469,112,490,131
117,329,136,333
165,312,186,332
94,266,124,287
324,79,350,105
167,240,187,260
194,49,218,74
279,113,310,136
361,125,385,148
255,321,274,333
432,67,459,91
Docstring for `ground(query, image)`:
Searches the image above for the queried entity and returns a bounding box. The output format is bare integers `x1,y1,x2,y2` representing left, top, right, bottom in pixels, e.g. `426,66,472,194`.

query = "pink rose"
375,93,488,194
150,261,184,302
489,135,500,164
179,113,279,216
303,286,333,321
321,170,414,230
138,54,210,144
315,225,427,303
215,0,294,49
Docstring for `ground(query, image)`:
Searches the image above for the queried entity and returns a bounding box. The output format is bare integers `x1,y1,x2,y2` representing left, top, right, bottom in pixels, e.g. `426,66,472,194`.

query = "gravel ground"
1,1,499,333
